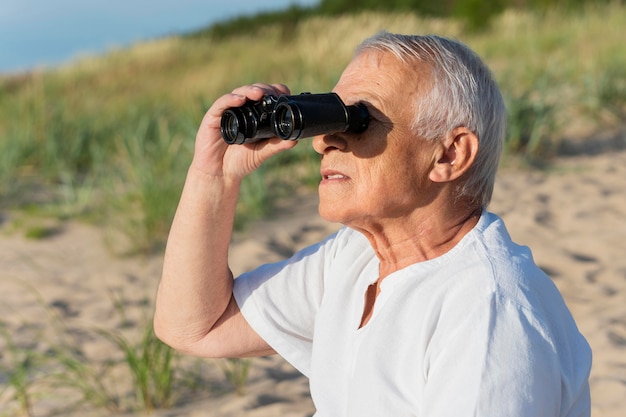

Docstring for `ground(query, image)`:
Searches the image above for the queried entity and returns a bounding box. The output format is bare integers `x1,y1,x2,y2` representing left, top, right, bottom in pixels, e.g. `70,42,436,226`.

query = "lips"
326,174,347,180
321,169,349,181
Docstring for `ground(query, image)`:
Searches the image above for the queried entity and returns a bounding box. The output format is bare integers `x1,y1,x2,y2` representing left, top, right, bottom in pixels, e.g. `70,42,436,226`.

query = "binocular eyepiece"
220,92,369,145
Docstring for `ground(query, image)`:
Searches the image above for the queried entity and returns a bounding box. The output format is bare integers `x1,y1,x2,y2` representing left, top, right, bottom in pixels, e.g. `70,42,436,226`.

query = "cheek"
366,149,433,199
364,144,419,187
356,160,409,207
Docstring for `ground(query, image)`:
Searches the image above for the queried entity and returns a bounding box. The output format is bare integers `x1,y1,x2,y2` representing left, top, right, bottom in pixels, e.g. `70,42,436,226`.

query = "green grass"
0,3,625,252
49,290,179,413
97,325,176,411
49,320,179,414
218,358,253,396
0,322,40,417
0,288,228,415
0,3,624,414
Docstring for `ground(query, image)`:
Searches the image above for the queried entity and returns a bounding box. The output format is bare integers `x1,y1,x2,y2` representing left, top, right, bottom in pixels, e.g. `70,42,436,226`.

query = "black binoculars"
220,92,369,145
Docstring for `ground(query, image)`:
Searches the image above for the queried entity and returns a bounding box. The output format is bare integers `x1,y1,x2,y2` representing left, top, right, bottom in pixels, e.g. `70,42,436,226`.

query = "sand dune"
1,131,625,416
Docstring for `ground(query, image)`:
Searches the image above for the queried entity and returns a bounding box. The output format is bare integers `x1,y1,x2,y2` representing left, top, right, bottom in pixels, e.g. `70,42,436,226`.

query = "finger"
203,83,292,133
231,83,291,99
205,85,275,123
203,93,248,127
207,85,270,120
270,83,291,96
231,84,266,100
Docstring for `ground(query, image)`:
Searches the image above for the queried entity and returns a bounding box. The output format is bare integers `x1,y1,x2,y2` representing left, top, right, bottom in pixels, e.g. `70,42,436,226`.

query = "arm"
153,83,297,358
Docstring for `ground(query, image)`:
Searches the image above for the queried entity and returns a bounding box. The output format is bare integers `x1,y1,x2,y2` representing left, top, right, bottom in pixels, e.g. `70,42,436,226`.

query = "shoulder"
466,211,564,311
448,211,590,359
412,211,581,340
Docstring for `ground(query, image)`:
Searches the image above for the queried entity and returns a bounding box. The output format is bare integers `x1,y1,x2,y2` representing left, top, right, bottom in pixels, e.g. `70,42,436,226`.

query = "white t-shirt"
233,211,591,417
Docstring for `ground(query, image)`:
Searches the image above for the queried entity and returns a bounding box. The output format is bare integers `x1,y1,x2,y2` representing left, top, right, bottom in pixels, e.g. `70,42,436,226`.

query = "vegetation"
0,3,625,253
197,0,622,37
0,322,41,417
2,3,624,252
0,290,222,416
0,2,625,415
218,358,253,396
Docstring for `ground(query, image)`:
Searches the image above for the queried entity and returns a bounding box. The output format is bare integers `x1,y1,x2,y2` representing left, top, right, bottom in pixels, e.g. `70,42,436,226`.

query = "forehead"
333,50,430,105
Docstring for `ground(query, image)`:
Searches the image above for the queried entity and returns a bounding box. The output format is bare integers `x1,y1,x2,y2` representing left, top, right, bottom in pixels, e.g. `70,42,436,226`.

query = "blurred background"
1,0,623,252
0,0,319,74
0,1,624,416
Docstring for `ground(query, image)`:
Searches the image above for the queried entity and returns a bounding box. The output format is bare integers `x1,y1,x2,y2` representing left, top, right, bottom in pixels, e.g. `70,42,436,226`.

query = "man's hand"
191,83,298,180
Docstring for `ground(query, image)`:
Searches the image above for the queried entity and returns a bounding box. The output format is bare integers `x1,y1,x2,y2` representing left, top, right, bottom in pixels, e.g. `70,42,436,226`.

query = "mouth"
324,173,348,180
321,169,350,183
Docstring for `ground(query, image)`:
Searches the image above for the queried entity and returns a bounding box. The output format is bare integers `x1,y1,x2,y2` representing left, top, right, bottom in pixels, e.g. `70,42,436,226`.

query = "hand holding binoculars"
220,92,369,145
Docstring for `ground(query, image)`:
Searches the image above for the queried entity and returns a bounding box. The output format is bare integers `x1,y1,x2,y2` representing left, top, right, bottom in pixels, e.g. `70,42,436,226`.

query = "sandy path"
1,133,625,416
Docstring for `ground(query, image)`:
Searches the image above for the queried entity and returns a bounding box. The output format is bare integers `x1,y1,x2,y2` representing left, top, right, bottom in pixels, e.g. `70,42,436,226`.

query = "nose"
312,133,348,155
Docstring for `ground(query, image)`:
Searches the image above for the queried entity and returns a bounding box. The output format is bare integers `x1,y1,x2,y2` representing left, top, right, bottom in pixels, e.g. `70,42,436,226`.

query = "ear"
429,127,479,183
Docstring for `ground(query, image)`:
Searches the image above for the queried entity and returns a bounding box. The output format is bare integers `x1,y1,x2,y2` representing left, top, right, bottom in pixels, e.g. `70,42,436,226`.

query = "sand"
1,130,625,416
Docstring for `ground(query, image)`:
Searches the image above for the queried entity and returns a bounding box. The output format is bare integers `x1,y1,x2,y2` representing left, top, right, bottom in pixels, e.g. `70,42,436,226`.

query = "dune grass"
0,4,625,415
0,322,40,417
0,4,624,252
0,288,214,416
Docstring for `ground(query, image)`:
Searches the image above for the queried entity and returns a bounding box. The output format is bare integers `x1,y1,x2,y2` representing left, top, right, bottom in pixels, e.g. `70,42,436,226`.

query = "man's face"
313,50,441,228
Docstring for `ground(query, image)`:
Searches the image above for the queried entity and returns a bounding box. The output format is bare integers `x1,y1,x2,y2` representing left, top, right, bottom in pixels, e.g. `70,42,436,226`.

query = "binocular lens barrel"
220,92,369,144
220,95,277,144
221,109,246,145
273,105,296,139
271,93,369,141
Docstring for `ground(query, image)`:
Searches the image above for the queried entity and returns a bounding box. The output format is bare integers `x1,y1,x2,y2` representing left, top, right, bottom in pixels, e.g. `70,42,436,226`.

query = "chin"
317,200,345,224
318,206,339,224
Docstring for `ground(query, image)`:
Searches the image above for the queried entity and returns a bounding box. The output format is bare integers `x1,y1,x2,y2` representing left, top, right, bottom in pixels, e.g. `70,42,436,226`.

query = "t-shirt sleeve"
232,230,343,377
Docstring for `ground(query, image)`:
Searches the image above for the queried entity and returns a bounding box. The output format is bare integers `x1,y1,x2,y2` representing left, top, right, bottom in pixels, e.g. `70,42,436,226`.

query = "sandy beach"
1,129,625,416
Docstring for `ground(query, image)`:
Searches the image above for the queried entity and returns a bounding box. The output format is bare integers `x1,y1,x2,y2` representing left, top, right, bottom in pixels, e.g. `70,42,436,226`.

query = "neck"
352,202,482,279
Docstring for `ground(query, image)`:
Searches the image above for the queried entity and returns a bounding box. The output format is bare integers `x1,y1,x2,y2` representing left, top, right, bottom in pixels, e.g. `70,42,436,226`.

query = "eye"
355,101,376,119
367,108,391,126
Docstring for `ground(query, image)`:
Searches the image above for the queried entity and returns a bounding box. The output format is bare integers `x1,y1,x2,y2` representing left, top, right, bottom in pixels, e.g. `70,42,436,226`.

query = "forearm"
153,82,294,355
154,165,241,349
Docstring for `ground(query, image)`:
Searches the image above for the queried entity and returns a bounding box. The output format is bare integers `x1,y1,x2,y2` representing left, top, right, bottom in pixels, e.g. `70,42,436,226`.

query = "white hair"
356,32,506,208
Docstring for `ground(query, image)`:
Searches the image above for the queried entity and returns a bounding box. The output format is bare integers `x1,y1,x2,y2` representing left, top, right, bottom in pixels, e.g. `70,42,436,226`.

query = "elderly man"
154,32,591,416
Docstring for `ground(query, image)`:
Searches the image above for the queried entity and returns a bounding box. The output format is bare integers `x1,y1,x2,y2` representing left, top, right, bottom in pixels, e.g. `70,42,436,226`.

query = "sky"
0,0,319,74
